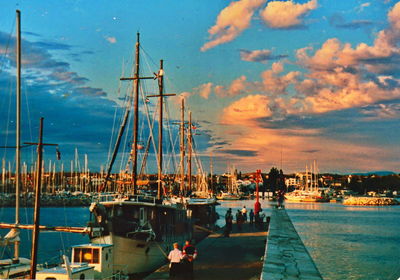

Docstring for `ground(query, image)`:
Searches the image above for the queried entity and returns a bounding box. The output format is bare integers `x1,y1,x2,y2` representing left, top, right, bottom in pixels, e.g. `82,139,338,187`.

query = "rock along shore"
0,193,91,207
343,196,400,206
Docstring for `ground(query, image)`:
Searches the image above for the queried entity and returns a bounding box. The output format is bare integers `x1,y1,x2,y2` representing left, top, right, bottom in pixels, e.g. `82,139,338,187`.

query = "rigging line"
22,82,35,164
0,16,15,74
139,45,158,70
2,79,13,160
107,60,126,164
163,99,178,175
191,132,205,175
140,82,160,170
120,110,133,174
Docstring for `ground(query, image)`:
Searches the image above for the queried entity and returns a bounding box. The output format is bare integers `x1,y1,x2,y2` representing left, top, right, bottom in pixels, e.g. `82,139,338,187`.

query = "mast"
14,9,21,262
188,111,192,192
131,32,140,194
30,118,43,279
180,98,185,194
147,60,175,200
157,60,164,200
105,33,154,192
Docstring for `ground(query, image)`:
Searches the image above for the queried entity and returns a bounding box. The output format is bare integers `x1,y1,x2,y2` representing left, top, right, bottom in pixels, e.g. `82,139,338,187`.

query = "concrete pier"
145,222,268,280
261,207,323,280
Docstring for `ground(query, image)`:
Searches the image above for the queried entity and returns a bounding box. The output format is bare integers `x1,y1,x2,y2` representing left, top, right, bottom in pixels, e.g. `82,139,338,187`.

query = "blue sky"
1,0,400,175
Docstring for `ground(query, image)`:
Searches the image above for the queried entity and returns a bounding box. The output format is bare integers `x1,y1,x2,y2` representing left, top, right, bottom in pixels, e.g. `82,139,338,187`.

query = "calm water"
284,201,400,280
0,200,399,279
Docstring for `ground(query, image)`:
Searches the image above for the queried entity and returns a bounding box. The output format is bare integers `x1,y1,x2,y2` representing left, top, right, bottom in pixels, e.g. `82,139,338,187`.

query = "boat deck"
145,222,269,280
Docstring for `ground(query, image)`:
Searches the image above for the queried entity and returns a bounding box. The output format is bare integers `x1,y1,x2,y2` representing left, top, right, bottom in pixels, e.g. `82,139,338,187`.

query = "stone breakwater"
0,194,91,207
343,196,400,206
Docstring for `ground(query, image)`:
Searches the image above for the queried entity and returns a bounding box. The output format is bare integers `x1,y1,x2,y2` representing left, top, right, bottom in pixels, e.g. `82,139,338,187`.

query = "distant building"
285,177,299,188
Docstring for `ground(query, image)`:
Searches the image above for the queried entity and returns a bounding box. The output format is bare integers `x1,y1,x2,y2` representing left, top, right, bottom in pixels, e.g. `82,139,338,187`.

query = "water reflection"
285,202,400,280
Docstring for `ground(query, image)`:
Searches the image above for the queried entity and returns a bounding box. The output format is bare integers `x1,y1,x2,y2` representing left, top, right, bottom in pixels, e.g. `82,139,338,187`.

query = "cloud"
360,103,400,120
356,2,371,13
335,20,373,29
260,0,318,29
220,94,273,125
105,36,117,44
195,82,213,99
200,0,266,51
329,13,373,29
240,49,288,63
215,76,250,97
0,31,108,99
33,41,72,50
219,149,258,157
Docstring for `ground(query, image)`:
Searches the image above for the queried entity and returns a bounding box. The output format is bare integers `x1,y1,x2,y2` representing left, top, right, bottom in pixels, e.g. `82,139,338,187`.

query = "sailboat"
170,105,219,237
285,161,329,203
216,167,242,200
0,10,32,279
85,34,192,278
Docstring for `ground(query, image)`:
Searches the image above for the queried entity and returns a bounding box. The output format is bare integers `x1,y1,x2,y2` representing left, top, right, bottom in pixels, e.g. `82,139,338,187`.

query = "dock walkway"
145,222,268,280
261,206,323,280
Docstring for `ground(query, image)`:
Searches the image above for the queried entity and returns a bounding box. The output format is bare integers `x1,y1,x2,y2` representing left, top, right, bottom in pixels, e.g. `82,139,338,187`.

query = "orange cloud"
201,0,266,51
260,0,318,29
220,95,273,125
261,62,300,95
215,76,250,97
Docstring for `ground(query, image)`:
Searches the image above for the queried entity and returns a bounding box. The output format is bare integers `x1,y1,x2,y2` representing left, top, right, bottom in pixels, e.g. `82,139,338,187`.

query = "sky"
1,0,400,175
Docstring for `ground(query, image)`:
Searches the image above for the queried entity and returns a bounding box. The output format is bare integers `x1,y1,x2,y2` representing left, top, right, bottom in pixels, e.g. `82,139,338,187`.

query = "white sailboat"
285,161,329,203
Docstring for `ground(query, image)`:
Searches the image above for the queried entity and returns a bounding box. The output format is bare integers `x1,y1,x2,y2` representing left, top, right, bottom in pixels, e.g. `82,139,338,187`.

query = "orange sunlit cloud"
260,0,318,29
200,0,266,51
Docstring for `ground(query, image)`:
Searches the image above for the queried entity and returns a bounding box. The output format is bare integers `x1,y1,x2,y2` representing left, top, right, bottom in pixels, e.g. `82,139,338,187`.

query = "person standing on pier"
182,240,198,280
241,206,248,222
168,242,183,279
236,210,244,231
249,209,254,226
224,208,233,237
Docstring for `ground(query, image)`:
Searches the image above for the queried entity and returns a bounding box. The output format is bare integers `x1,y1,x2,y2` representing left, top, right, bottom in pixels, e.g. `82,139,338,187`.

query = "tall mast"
188,111,192,192
14,9,21,262
157,60,164,200
131,33,140,194
107,33,154,193
180,98,185,194
146,60,175,200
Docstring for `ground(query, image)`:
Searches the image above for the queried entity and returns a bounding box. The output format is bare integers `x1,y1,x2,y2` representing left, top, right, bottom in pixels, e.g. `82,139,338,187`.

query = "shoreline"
0,194,91,207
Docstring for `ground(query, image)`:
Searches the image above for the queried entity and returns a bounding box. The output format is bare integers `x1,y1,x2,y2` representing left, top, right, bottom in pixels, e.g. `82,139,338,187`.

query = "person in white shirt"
168,242,183,278
241,206,248,222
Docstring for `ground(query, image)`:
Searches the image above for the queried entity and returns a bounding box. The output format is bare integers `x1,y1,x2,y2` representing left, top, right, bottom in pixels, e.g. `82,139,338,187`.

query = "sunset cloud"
261,62,300,95
215,75,250,97
240,49,288,63
201,0,265,51
260,0,318,29
220,94,273,125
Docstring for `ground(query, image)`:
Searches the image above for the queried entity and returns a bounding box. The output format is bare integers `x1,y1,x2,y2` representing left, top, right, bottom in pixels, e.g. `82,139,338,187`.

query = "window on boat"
73,248,100,264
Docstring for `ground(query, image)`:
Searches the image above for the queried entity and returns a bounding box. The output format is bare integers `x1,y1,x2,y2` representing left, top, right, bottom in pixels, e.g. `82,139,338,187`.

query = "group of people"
168,240,198,279
223,206,267,236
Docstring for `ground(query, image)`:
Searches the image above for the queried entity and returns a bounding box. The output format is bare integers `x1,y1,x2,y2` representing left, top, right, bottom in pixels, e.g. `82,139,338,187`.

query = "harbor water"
0,199,399,279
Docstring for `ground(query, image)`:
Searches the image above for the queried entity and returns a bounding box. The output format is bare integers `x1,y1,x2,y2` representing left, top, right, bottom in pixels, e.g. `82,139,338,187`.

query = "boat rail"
93,193,158,204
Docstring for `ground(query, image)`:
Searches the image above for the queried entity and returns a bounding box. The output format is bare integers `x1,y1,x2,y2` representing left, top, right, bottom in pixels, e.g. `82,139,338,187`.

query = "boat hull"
91,233,189,277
